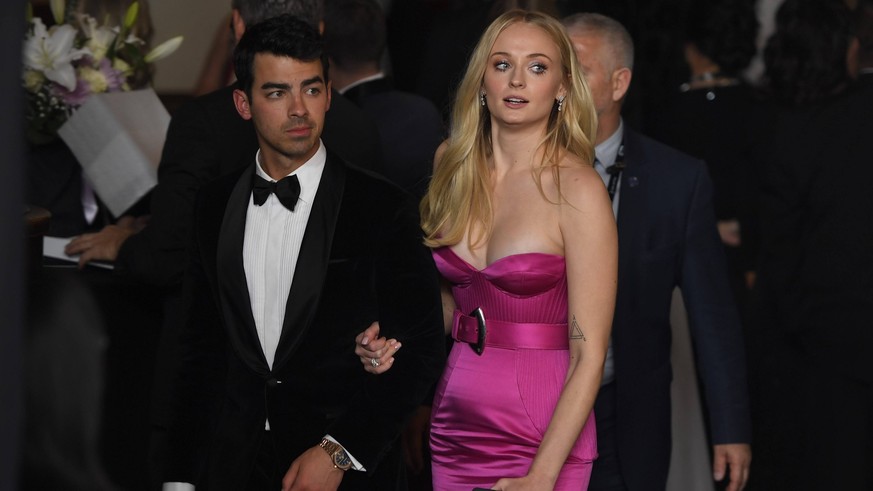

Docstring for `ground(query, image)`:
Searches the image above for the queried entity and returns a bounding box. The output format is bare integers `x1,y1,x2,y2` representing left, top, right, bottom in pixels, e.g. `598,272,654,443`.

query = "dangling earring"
480,92,486,107
556,96,565,112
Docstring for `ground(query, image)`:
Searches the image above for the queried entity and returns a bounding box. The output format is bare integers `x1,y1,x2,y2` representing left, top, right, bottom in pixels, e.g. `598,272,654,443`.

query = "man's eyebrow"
301,75,325,87
259,76,324,91
260,82,291,91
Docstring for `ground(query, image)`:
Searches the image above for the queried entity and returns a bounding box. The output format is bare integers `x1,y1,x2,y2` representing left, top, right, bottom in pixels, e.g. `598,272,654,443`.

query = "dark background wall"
0,1,27,490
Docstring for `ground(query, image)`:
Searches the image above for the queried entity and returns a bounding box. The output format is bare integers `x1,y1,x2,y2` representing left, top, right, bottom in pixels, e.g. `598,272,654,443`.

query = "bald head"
562,13,634,73
562,13,634,145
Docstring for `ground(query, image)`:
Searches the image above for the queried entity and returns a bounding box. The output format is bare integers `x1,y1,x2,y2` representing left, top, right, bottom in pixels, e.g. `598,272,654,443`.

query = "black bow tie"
252,174,301,211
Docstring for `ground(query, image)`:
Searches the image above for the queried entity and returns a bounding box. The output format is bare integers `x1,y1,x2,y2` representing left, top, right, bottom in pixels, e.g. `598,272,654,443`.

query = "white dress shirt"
244,144,325,370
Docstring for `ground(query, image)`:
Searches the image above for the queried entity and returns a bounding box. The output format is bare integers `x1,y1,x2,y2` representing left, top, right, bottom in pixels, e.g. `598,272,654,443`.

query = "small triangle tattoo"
570,315,587,341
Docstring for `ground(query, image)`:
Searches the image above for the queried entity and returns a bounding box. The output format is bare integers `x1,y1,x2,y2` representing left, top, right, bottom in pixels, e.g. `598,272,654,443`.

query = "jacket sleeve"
116,96,236,287
326,193,446,473
679,164,752,445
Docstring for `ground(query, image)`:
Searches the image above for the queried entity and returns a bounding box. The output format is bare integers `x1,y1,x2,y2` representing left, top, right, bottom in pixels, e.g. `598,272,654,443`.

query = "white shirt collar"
594,119,624,169
254,140,327,205
338,72,386,94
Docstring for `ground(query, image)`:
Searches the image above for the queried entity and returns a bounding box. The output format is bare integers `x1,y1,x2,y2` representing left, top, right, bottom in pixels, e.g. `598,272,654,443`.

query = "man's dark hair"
685,0,759,76
233,14,329,97
763,0,854,106
230,0,323,29
323,0,385,70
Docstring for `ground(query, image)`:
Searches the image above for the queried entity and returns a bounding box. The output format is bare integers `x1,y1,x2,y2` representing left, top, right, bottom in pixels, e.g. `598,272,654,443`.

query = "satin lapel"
216,167,270,375
272,156,346,371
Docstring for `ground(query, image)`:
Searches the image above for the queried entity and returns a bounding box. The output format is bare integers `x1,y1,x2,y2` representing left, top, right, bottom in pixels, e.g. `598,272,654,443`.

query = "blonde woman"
357,10,616,490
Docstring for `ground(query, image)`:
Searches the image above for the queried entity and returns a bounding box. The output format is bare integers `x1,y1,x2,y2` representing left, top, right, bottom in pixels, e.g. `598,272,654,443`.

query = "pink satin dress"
430,247,597,491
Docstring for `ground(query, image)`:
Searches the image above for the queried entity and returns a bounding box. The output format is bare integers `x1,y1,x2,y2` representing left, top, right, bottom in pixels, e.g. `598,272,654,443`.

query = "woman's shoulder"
554,153,603,198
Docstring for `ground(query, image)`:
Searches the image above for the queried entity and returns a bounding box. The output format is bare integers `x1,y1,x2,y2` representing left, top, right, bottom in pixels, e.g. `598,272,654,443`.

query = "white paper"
58,88,170,217
43,236,114,270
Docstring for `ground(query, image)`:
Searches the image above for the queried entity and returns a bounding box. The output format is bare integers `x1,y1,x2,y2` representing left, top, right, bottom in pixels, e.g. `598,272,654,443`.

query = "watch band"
319,438,352,471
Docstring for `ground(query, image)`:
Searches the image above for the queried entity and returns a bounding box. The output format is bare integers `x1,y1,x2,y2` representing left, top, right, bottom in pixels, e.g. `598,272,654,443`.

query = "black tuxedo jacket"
164,152,445,489
116,85,383,287
343,78,444,199
608,128,751,490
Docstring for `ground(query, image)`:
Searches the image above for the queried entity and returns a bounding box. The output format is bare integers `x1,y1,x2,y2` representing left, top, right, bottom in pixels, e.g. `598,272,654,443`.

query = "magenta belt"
452,308,568,355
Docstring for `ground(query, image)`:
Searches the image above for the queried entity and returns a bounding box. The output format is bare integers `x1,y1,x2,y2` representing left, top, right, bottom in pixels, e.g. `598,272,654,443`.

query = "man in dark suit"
323,0,443,199
66,0,383,282
162,15,444,491
562,14,751,491
753,81,873,491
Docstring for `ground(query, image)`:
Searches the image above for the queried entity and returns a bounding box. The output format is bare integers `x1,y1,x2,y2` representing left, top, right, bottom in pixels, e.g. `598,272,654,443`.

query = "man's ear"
233,89,252,120
231,9,246,43
325,80,332,112
611,67,632,103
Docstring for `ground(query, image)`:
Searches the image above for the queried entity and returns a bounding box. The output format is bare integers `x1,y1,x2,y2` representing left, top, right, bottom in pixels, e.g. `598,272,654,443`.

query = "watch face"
334,449,352,469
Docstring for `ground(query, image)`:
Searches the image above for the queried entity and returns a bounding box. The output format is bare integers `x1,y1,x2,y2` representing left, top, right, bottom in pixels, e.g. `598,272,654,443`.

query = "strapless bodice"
432,247,568,324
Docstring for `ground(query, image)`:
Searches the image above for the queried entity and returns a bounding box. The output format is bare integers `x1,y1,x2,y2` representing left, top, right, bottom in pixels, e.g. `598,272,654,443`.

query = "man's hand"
64,215,143,268
717,219,742,247
282,445,344,491
713,443,751,491
402,405,432,475
355,321,400,374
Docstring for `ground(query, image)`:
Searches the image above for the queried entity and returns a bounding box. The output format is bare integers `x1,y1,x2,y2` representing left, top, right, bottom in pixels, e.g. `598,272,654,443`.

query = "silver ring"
370,357,380,368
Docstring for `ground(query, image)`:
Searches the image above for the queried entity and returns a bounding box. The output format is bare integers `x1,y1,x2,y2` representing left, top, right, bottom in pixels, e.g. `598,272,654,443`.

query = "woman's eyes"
493,60,548,74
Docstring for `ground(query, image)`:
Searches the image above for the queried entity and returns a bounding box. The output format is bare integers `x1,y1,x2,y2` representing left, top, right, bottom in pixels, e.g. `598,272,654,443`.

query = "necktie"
604,142,625,202
252,174,301,211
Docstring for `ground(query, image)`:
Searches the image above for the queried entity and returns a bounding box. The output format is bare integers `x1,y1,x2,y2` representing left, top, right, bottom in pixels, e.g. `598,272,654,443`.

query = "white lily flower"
23,18,91,91
79,15,116,61
144,36,183,63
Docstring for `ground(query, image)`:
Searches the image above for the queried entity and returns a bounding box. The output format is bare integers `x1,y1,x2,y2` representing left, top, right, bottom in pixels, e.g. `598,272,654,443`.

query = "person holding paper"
162,14,444,491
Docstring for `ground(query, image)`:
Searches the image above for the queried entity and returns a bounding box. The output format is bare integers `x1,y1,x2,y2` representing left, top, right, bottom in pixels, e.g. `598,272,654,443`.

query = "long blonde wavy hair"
420,9,598,249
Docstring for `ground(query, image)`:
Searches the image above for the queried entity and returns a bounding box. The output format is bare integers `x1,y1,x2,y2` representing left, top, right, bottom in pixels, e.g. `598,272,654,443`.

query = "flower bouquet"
22,0,182,145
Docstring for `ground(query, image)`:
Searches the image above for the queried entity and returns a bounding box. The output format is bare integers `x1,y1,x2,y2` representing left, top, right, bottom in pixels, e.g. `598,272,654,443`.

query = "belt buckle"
470,307,486,355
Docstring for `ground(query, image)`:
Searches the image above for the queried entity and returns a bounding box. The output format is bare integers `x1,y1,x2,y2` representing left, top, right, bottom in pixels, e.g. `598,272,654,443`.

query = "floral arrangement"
22,0,182,144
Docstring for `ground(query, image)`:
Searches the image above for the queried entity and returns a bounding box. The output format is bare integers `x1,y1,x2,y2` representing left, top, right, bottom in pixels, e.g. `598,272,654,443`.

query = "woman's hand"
354,321,401,374
491,474,553,491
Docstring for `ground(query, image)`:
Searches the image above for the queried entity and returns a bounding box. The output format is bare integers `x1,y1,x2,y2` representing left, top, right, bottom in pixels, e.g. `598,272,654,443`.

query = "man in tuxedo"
322,0,443,199
64,2,383,486
66,0,382,283
162,15,444,491
562,14,751,491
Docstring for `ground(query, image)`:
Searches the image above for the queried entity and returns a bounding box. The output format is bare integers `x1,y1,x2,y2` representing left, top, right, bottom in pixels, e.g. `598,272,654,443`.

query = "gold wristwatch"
319,438,352,471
